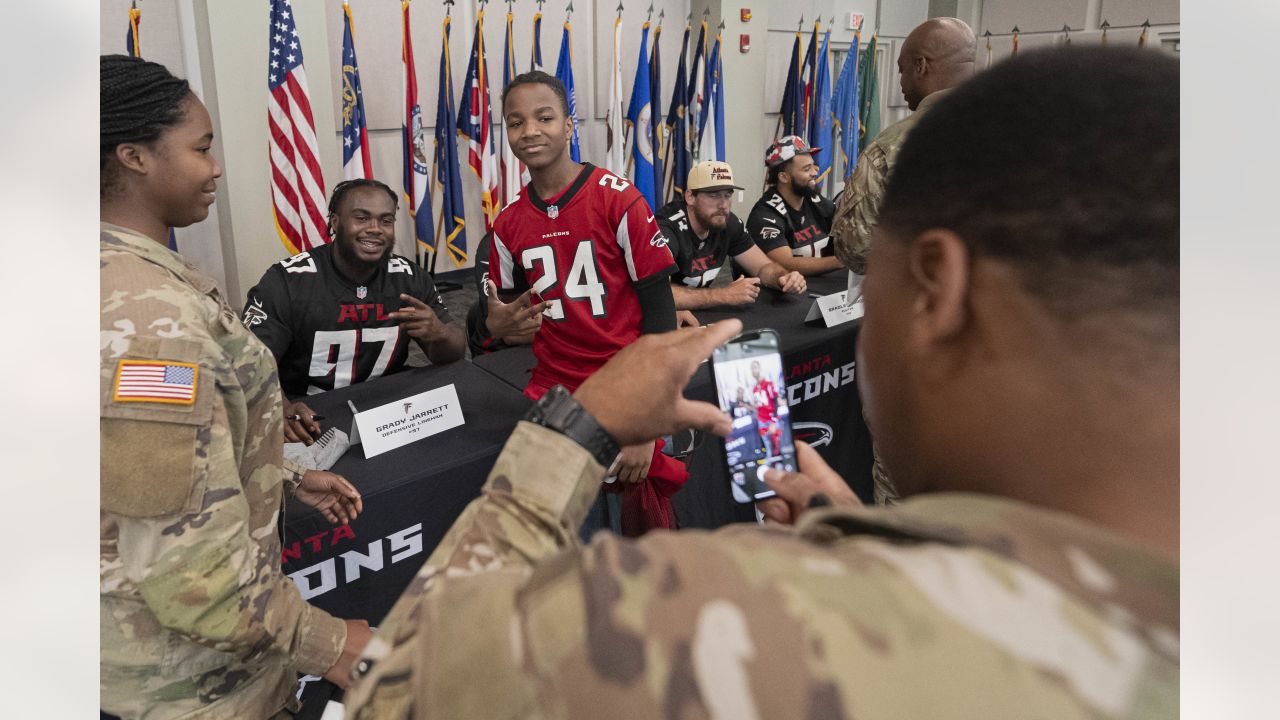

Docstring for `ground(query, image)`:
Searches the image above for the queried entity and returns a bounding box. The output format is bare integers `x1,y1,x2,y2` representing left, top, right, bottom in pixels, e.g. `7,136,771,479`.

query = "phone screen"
710,329,796,503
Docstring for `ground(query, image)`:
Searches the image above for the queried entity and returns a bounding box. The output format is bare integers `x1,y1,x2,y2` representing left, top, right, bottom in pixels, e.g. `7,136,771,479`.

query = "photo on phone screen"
711,329,796,503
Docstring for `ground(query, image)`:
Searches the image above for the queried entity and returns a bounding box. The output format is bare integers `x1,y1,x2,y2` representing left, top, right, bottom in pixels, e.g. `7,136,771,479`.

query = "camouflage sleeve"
345,422,604,716
831,142,891,275
102,258,345,678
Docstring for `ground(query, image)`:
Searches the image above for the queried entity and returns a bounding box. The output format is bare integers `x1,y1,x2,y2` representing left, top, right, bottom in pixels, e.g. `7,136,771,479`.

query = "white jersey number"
307,326,400,392
793,236,831,258
521,240,607,320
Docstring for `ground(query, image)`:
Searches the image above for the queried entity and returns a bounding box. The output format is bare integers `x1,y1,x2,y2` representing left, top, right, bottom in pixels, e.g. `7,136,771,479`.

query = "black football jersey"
745,190,836,258
242,243,451,396
655,199,755,288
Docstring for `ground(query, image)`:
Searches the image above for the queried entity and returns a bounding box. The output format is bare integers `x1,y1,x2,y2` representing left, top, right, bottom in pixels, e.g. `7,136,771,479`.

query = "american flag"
114,361,198,404
267,0,328,255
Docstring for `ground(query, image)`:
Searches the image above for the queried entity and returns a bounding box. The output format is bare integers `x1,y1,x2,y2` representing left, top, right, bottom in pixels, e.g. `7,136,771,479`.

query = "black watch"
524,385,621,468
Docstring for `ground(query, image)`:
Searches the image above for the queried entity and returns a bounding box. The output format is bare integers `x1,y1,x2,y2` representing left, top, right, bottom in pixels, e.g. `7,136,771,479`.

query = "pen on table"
286,413,325,422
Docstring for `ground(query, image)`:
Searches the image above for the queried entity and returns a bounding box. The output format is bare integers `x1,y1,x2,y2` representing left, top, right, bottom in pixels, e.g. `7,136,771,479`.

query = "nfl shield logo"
547,205,559,219
356,286,368,299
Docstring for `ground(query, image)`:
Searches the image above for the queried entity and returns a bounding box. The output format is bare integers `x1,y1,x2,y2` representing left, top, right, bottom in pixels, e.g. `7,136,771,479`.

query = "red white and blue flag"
340,2,373,180
267,0,328,255
402,0,434,257
458,11,499,231
113,361,199,405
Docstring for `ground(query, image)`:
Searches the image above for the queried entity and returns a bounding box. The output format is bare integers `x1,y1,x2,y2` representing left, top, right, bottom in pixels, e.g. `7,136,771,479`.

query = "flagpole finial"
658,8,664,22
566,1,573,16
443,0,455,15
646,3,653,21
536,0,544,9
1011,25,1020,33
1100,19,1110,29
797,15,804,31
1141,19,1151,27
702,7,710,18
718,19,725,30
616,1,623,18
983,29,991,36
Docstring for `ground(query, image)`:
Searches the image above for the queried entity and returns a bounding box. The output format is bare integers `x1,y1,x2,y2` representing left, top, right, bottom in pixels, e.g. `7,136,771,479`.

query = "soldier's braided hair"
100,54,191,173
327,179,400,218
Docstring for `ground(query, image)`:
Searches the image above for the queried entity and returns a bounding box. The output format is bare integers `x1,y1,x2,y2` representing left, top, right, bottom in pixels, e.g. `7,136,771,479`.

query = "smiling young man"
242,179,464,442
656,160,806,312
485,70,685,534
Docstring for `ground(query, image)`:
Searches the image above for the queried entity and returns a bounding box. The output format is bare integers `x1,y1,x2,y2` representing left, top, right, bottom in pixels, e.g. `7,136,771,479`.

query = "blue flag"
341,3,372,180
832,33,861,178
778,30,803,136
687,18,707,148
553,20,581,162
649,22,664,198
664,23,691,198
708,32,725,161
530,10,543,70
435,16,467,265
626,24,657,210
807,26,833,185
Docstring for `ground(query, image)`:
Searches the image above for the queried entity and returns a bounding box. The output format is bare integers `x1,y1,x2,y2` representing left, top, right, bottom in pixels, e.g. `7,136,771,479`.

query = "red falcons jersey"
490,164,675,390
753,377,780,424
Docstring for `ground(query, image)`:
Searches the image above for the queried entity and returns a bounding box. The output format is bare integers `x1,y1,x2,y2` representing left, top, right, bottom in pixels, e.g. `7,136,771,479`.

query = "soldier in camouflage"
100,55,371,718
832,17,977,505
832,17,976,278
345,47,1178,719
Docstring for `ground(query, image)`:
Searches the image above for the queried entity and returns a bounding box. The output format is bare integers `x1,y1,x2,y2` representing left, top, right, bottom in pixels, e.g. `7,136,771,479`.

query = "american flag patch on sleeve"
113,360,199,405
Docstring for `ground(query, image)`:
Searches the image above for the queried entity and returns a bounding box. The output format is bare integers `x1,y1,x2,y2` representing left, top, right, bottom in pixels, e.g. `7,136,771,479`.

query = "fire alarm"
740,33,750,53
740,8,752,22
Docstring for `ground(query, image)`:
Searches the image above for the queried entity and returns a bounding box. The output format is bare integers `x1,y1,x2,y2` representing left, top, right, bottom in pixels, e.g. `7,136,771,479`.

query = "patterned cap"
764,135,821,168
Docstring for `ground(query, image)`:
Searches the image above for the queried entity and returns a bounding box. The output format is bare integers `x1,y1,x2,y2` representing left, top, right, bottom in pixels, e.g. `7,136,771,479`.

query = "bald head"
897,17,976,110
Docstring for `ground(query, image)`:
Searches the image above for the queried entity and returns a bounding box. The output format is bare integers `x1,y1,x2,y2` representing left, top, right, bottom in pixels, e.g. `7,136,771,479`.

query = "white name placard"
804,290,865,328
351,384,464,459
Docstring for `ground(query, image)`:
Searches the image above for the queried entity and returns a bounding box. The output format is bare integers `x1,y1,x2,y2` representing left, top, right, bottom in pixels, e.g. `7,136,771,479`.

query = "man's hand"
484,282,551,338
283,400,321,445
676,310,701,328
296,470,363,525
774,270,807,295
389,294,450,343
611,441,655,483
756,442,861,525
720,276,761,306
574,319,742,446
324,619,373,689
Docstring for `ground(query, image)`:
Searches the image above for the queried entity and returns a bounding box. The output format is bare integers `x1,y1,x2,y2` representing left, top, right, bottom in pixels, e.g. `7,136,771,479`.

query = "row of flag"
126,1,917,269
779,19,881,192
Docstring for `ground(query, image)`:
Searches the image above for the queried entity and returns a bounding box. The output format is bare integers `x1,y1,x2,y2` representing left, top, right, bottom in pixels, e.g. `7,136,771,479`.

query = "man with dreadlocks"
242,178,464,444
100,54,371,718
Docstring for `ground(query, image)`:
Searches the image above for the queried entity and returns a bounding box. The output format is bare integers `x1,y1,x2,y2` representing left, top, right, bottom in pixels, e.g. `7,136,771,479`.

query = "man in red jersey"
750,360,783,456
486,71,683,535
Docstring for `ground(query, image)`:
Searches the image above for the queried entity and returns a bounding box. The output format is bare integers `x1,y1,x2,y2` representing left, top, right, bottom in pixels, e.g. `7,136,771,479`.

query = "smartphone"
710,329,797,504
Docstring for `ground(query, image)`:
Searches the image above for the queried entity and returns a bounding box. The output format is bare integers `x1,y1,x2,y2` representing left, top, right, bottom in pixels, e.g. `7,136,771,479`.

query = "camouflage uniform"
345,423,1178,719
100,224,346,719
832,88,953,275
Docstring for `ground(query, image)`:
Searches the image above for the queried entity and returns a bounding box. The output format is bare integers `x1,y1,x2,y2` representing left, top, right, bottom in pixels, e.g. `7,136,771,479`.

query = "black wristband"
524,385,621,468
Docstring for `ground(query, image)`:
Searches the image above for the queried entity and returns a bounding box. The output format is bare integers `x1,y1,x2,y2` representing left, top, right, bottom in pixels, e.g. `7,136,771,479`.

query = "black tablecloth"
281,361,529,622
472,271,874,529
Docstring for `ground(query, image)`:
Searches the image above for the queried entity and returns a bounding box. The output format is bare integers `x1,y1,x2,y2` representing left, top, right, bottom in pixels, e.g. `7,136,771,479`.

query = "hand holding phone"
709,329,798,503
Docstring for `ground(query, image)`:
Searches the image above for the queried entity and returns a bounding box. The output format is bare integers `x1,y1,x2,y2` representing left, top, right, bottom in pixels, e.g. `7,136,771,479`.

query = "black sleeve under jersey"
411,265,452,324
634,273,677,334
241,265,294,362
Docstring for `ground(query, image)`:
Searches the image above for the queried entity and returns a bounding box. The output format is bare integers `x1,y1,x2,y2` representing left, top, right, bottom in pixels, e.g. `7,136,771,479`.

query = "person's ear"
916,56,929,76
327,214,336,237
113,143,149,176
906,228,970,343
684,189,696,205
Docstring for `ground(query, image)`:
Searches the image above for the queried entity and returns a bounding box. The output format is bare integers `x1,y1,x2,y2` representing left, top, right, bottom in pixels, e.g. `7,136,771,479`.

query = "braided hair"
101,54,191,195
327,179,400,216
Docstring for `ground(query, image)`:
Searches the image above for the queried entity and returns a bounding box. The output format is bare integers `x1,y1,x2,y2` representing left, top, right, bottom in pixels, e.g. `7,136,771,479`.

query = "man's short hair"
501,70,570,116
878,47,1178,329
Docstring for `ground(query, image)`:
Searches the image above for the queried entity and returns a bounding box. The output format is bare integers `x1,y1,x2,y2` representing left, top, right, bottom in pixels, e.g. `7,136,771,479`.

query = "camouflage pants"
871,442,900,505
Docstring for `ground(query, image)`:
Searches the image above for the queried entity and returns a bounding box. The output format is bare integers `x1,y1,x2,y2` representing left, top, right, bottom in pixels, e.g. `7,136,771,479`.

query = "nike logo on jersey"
646,214,655,224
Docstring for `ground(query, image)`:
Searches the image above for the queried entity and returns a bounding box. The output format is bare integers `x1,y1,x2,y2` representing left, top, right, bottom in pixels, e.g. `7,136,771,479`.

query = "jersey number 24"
521,240,606,320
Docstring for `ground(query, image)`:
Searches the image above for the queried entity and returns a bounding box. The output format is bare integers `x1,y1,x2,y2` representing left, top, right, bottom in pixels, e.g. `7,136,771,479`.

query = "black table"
281,361,530,623
472,271,874,529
